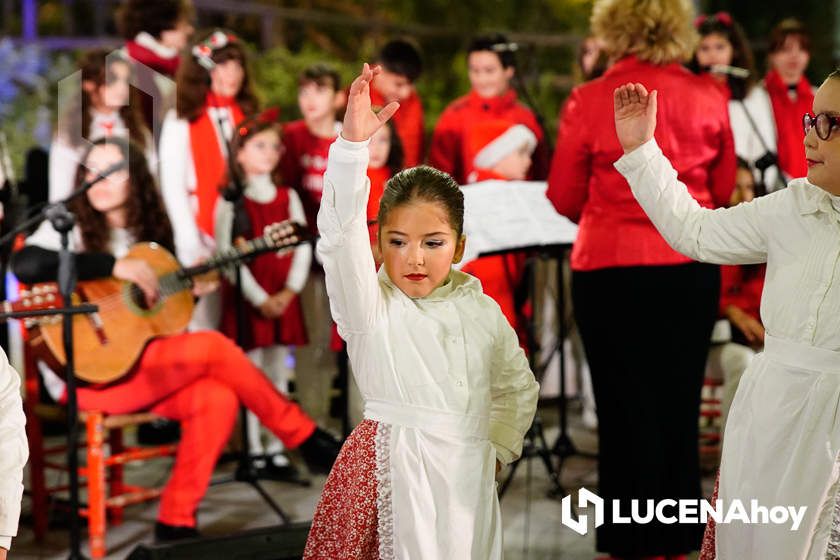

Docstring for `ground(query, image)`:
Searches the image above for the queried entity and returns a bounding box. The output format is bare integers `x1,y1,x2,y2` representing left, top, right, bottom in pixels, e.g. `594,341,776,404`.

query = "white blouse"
616,139,840,558
214,174,312,307
728,85,784,192
158,108,234,265
0,348,27,551
616,138,840,350
317,136,538,558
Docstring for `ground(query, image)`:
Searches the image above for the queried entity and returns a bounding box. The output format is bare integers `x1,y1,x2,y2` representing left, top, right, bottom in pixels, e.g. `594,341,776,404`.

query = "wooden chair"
23,324,178,558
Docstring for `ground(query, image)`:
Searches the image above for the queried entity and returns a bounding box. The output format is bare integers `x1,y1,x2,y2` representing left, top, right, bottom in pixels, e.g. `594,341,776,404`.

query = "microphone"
709,64,750,79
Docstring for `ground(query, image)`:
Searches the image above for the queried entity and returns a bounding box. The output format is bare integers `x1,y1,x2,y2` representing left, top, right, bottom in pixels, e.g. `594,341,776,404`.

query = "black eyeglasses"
803,112,840,140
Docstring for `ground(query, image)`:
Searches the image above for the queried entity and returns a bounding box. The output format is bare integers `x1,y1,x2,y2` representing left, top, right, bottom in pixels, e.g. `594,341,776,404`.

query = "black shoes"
298,427,342,474
154,521,201,543
253,453,310,486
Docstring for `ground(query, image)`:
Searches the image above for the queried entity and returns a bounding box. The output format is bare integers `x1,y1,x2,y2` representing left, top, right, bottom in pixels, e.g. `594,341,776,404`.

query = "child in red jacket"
280,64,346,425
429,33,548,184
369,39,425,168
460,119,536,332
279,64,346,235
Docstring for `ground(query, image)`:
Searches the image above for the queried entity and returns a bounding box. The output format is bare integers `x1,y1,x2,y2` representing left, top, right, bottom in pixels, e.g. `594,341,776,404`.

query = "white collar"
245,174,277,203
829,193,840,215
134,32,179,60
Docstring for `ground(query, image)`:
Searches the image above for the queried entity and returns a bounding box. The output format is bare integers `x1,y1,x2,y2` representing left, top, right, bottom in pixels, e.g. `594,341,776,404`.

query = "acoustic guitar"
18,221,306,384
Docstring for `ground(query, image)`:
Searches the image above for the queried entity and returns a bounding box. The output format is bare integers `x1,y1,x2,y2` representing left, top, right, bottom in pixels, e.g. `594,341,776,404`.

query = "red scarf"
188,93,244,237
765,69,813,180
125,40,180,77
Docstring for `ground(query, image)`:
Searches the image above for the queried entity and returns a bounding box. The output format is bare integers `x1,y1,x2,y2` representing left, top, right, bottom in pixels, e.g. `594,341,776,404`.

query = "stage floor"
12,401,714,559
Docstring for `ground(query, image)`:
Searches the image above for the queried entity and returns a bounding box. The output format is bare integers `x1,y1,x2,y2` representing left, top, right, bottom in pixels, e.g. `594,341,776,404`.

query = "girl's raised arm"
317,64,399,335
613,83,771,264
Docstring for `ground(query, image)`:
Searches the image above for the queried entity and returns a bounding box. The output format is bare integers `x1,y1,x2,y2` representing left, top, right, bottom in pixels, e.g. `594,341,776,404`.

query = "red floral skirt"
303,419,392,559
699,472,719,560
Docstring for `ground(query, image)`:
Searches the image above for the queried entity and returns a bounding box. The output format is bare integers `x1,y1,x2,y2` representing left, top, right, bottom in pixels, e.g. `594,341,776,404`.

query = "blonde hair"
591,0,698,65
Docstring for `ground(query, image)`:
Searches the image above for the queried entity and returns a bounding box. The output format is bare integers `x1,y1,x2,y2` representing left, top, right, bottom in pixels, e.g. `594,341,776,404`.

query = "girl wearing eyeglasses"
613,72,840,559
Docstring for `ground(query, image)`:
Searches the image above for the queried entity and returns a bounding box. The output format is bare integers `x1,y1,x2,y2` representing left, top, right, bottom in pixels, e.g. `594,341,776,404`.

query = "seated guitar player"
12,137,341,542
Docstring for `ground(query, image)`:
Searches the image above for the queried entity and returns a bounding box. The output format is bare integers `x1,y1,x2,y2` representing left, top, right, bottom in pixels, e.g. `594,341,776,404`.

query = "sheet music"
458,180,577,266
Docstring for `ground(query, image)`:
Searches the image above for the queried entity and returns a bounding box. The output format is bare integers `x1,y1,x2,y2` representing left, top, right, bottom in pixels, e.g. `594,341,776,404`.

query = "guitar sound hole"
129,284,152,310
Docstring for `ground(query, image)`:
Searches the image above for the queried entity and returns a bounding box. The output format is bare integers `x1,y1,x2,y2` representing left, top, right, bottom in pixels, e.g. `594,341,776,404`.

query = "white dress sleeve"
48,135,80,203
213,198,269,308
0,348,28,550
316,136,383,335
614,139,774,265
159,110,205,264
284,188,311,294
488,305,539,465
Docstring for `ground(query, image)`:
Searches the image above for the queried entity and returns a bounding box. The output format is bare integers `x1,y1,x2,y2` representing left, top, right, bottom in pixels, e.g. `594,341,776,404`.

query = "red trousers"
77,330,316,527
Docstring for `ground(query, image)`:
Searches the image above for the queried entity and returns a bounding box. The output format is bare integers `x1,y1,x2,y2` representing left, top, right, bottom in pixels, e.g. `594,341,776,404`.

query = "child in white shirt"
613,76,840,560
303,64,539,560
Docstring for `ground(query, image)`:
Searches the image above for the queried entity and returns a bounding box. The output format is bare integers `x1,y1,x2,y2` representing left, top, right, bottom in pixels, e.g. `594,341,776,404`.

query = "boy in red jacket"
369,39,425,167
280,64,346,234
279,64,346,426
429,33,548,184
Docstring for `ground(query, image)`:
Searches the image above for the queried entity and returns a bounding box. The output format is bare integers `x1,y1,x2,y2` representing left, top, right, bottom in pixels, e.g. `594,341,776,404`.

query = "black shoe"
139,419,181,445
261,458,311,486
298,428,342,475
154,521,201,543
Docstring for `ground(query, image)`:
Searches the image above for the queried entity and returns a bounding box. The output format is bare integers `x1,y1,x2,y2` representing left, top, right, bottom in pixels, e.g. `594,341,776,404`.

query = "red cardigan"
429,89,549,184
548,56,736,271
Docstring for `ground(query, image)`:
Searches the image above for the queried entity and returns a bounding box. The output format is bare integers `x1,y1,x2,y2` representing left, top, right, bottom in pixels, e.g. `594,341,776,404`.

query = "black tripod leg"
498,454,522,498
531,418,564,497
246,480,291,524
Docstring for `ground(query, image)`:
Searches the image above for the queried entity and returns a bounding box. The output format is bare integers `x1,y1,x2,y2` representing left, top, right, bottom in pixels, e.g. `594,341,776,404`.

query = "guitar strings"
29,229,297,321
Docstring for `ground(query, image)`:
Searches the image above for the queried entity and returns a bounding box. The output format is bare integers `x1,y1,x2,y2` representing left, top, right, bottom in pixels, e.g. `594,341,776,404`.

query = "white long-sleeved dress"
0,347,28,551
616,139,840,560
303,136,539,559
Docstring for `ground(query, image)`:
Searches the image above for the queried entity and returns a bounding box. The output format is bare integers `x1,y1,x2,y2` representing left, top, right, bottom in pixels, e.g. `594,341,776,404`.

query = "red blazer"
548,56,736,271
429,89,549,184
370,86,425,168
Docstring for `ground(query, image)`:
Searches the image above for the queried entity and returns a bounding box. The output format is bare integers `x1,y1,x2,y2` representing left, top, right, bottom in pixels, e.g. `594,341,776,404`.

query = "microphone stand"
206,99,294,524
0,164,123,559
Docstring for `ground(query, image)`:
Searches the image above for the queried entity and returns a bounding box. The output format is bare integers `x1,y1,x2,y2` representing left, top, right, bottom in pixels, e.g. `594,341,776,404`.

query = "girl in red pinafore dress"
215,110,312,477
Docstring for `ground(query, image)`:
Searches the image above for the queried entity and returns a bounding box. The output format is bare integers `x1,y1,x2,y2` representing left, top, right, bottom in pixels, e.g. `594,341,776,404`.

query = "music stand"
459,179,594,497
208,105,304,525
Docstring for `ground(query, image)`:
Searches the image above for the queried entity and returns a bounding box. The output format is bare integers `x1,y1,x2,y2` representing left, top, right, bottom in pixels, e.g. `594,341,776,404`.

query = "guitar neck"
157,231,300,298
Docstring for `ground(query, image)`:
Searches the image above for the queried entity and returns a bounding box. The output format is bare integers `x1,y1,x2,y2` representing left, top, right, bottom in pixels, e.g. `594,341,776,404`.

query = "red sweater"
429,89,548,184
279,119,336,234
548,56,736,271
370,86,424,168
765,69,814,180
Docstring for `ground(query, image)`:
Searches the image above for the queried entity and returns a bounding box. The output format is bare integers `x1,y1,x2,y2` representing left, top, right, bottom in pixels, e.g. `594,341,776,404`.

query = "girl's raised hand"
342,63,400,143
613,82,658,154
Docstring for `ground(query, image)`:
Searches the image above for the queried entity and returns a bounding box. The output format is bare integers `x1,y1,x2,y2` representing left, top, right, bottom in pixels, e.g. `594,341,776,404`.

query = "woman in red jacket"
547,0,736,558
